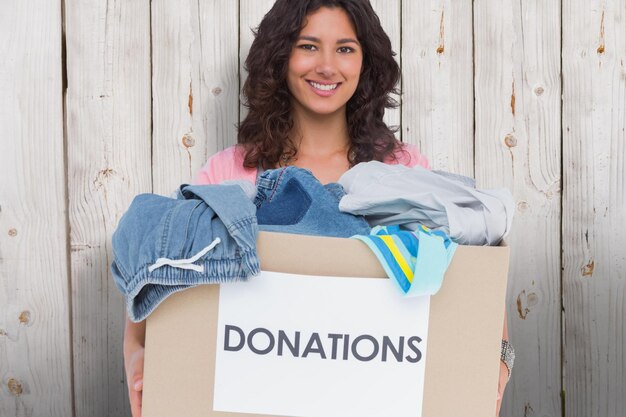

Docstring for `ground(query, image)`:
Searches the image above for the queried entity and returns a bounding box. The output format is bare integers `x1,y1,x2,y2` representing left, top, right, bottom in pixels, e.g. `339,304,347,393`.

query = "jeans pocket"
257,177,312,225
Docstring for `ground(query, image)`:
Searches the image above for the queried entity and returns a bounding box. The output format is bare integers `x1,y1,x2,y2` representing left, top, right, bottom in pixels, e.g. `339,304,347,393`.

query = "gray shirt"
338,161,514,246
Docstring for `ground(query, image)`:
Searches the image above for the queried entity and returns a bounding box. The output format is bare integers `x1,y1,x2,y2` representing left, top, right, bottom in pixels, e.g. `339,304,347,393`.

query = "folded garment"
255,166,371,238
432,170,476,188
338,161,514,246
172,179,257,201
352,225,457,296
111,184,260,322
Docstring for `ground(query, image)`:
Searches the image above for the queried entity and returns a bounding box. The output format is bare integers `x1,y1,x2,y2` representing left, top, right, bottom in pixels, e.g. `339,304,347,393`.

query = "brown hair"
238,0,402,169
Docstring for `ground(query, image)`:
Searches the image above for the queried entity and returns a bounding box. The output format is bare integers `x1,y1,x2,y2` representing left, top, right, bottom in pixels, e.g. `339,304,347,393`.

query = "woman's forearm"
124,316,146,354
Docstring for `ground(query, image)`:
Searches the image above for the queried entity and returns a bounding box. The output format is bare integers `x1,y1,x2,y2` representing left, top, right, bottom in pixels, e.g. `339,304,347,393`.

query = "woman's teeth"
309,81,338,91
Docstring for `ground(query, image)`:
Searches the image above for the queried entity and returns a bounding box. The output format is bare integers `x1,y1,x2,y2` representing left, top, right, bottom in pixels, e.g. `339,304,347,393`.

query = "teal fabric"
352,225,457,296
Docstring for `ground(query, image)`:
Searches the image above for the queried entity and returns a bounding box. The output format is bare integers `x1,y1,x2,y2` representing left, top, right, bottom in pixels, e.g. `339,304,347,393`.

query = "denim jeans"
255,167,371,238
111,184,259,322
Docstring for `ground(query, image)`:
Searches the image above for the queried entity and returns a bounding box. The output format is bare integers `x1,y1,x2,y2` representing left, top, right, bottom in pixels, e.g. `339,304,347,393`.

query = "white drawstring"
148,237,221,273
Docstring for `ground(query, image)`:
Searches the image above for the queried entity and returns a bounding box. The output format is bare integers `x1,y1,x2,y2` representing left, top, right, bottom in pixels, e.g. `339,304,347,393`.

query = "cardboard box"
143,231,509,417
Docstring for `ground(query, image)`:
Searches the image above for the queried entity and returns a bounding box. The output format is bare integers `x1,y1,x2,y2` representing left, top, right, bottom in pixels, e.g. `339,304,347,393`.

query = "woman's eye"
298,44,317,51
337,46,355,54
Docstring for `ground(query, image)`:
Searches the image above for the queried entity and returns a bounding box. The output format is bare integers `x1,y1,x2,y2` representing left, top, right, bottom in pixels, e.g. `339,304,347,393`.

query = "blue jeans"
255,167,371,238
112,184,260,322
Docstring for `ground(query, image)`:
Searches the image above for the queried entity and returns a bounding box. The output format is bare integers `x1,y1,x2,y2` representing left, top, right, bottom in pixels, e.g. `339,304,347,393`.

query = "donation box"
142,231,509,417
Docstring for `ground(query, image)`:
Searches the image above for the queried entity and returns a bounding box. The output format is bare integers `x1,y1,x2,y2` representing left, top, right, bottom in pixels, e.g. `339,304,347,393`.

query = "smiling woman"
122,1,507,416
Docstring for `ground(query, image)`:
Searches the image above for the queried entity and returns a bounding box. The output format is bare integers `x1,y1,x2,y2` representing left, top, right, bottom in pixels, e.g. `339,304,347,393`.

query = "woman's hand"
124,317,146,417
125,346,145,417
495,359,509,416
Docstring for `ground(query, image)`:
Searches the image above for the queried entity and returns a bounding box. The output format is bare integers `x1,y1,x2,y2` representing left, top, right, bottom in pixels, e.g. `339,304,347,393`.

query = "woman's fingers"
129,385,142,417
127,347,145,417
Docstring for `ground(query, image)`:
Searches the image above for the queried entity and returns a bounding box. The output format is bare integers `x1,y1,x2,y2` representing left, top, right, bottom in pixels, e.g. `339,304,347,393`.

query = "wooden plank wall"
152,0,239,195
65,1,152,416
0,1,624,417
475,2,563,417
562,1,626,416
0,1,73,416
402,0,474,176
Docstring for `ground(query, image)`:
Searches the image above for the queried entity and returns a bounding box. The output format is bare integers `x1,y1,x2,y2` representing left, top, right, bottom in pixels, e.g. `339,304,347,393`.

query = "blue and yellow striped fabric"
352,225,457,296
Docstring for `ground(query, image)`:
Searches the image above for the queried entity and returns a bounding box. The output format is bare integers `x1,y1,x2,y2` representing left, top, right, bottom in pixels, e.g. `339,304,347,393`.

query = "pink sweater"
194,142,431,185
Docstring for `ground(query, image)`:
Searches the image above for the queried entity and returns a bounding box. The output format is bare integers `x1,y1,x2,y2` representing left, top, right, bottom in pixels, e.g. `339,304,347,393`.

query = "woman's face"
287,7,363,118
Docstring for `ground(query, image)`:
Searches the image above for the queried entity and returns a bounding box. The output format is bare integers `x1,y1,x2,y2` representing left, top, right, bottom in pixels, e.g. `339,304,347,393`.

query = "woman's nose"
315,51,337,78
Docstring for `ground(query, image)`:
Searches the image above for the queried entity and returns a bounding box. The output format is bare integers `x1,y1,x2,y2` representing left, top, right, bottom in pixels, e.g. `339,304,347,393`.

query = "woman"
195,0,429,187
124,1,510,416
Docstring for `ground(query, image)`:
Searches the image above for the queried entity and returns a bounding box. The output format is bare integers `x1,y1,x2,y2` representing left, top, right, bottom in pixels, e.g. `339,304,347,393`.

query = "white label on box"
214,271,430,417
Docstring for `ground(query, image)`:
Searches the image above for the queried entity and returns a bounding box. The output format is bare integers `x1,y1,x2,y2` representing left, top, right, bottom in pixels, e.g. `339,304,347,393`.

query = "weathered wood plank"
0,1,73,416
562,1,626,416
369,0,400,132
65,0,152,416
474,1,562,416
152,0,239,194
239,0,275,122
402,0,474,175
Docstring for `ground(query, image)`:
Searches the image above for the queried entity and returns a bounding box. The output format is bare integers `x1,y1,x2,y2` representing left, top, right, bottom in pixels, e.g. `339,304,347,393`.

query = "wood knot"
597,44,605,54
534,86,544,96
436,45,444,54
517,201,529,212
504,134,518,148
19,311,31,326
212,87,222,96
516,290,538,320
93,168,118,190
581,260,595,277
0,329,7,336
8,378,23,396
523,402,535,417
8,228,17,237
97,168,115,178
182,134,195,148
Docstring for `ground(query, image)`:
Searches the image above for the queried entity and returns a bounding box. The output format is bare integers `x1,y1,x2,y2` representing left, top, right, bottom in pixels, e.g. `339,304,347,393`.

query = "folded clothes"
432,170,476,188
111,184,260,322
352,225,457,296
255,166,371,238
338,161,514,246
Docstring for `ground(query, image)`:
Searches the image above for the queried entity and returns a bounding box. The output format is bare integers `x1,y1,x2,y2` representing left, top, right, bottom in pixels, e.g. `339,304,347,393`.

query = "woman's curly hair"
238,0,402,169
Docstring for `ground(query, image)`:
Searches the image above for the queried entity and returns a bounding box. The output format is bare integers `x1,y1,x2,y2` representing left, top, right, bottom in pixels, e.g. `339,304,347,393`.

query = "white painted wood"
0,2,73,416
151,0,239,194
562,1,626,416
370,0,401,132
65,0,152,416
239,0,275,122
402,0,474,175
151,0,203,193
197,1,241,156
473,1,562,417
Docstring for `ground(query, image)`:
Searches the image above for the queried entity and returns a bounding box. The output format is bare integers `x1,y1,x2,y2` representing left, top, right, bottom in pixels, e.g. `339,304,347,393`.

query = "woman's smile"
306,80,342,96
